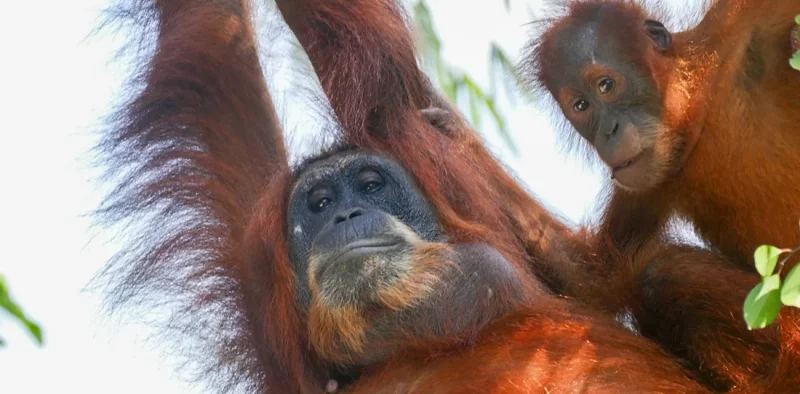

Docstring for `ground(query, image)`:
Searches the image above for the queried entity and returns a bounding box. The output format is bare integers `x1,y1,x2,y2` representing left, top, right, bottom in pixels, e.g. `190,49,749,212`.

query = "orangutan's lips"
611,152,643,173
335,240,401,261
316,239,403,282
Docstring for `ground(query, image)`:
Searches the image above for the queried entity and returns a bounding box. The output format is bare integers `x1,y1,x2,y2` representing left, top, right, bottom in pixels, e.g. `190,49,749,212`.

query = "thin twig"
777,246,800,274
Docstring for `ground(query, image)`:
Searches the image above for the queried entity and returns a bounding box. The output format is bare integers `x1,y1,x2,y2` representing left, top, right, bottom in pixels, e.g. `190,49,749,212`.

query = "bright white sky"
0,0,699,392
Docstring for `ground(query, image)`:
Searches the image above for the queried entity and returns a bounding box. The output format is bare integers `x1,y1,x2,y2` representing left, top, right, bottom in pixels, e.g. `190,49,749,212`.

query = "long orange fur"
525,0,800,391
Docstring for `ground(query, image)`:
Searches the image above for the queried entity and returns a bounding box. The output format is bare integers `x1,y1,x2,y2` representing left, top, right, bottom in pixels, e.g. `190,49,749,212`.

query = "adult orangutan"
523,0,800,391
92,0,734,392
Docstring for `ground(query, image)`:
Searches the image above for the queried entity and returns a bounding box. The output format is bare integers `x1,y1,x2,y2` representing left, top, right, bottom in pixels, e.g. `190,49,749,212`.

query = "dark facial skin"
542,6,674,190
287,149,527,368
288,150,443,309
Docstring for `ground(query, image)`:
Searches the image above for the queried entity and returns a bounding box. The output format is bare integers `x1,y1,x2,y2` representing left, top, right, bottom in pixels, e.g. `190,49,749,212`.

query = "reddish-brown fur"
274,0,597,298
348,304,707,394
93,0,787,392
93,0,620,391
270,0,772,392
526,0,800,391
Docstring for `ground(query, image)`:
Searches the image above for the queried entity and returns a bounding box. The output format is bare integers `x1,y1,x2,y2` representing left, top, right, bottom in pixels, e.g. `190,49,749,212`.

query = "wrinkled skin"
287,148,527,372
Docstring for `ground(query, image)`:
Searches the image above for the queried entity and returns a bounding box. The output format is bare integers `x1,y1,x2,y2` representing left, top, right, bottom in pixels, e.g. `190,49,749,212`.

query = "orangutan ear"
644,20,672,50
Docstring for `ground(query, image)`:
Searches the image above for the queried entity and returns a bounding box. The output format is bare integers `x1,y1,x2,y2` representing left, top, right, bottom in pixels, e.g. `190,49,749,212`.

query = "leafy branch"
0,274,44,347
743,240,800,330
412,0,522,154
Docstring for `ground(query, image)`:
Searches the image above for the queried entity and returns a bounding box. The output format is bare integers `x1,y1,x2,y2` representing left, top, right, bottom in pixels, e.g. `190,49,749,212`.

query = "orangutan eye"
313,197,333,211
573,99,590,112
598,78,615,94
308,188,335,213
357,169,385,194
361,181,382,193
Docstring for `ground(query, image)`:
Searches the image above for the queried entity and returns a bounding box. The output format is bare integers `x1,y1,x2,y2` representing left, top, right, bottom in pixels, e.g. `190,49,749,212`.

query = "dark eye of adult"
308,187,334,212
357,169,384,194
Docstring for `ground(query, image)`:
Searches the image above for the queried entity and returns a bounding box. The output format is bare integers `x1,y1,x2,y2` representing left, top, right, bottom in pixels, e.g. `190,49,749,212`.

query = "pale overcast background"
0,0,699,392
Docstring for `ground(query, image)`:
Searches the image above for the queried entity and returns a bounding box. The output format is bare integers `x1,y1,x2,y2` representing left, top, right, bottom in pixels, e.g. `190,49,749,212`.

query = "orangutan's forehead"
554,21,600,64
289,150,393,201
295,153,360,184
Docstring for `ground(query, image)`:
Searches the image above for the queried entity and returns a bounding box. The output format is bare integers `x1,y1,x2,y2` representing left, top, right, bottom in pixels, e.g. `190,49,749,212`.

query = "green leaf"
795,14,800,24
466,83,481,128
413,0,442,74
0,274,44,346
24,321,44,345
411,2,518,155
0,336,5,347
754,245,782,277
782,264,800,307
461,75,518,155
413,2,441,53
790,53,800,71
744,274,783,330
